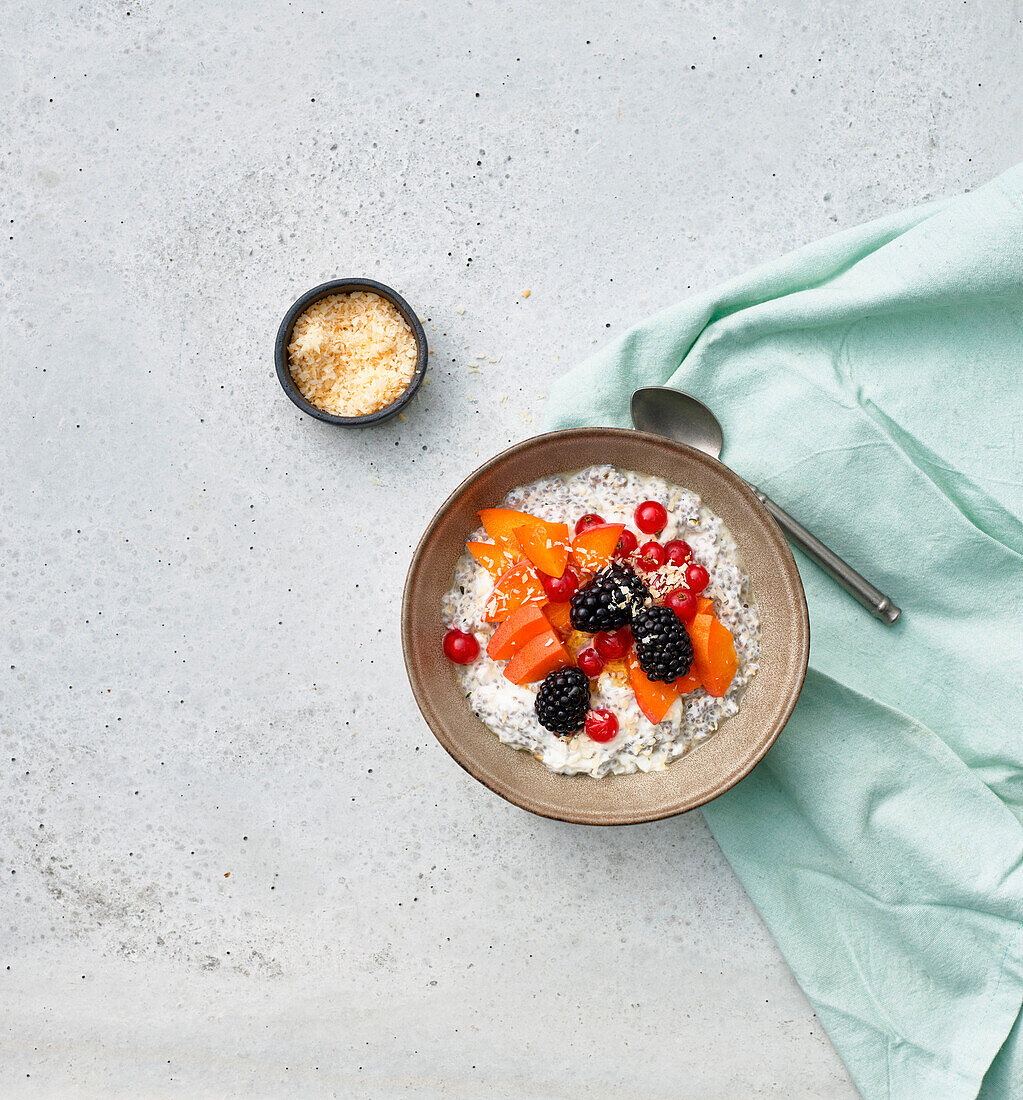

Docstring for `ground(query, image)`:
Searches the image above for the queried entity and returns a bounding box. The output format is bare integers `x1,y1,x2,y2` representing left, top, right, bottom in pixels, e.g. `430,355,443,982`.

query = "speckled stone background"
2,2,1020,1096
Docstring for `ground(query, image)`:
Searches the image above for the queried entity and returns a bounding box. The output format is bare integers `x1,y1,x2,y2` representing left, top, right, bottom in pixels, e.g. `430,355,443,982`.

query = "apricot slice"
484,561,547,622
690,613,738,697
503,630,573,685
467,541,519,579
676,669,701,694
478,508,538,549
696,596,714,617
542,601,572,637
486,604,552,661
515,518,571,578
570,523,625,574
626,650,681,725
688,613,713,668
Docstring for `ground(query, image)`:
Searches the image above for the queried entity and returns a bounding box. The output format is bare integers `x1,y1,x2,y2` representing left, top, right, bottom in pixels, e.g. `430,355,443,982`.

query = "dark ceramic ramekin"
274,278,428,426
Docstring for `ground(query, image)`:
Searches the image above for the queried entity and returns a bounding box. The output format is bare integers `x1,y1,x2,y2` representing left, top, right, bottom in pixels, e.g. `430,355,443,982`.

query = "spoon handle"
749,487,901,625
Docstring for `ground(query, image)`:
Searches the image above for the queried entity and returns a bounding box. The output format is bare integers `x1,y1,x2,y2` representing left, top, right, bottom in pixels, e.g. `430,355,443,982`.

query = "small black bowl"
275,278,429,426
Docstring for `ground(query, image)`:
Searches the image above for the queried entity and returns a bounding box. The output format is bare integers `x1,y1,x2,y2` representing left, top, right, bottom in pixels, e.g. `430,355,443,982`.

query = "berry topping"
575,513,605,535
636,540,666,572
665,588,698,624
541,568,579,603
632,605,694,682
443,628,479,664
594,626,632,660
569,564,650,633
685,562,710,594
585,708,619,743
663,540,692,566
614,529,639,558
577,647,604,679
534,667,590,736
635,500,668,535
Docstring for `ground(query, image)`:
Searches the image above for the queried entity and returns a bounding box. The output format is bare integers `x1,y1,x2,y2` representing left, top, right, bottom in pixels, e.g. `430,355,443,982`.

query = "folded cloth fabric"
545,163,1023,1100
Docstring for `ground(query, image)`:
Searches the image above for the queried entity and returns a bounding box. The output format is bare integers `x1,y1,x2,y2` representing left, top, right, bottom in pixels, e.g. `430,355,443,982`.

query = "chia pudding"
441,465,761,778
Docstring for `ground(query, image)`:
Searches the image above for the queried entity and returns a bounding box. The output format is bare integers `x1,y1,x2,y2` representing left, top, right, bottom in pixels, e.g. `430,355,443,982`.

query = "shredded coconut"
287,291,417,417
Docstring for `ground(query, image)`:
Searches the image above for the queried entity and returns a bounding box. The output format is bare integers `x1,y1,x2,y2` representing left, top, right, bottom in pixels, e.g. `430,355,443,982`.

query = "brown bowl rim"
401,427,809,825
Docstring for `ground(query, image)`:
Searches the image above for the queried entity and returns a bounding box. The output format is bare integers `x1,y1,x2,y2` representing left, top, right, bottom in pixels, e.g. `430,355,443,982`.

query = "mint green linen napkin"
546,164,1023,1100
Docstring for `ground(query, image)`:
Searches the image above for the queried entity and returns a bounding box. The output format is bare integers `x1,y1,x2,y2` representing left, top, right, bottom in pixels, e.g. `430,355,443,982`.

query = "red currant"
685,562,710,594
574,513,605,535
594,626,632,660
636,540,666,572
663,540,693,567
665,589,698,623
635,500,668,534
614,529,639,558
577,648,604,679
585,708,619,743
442,628,479,664
541,568,579,603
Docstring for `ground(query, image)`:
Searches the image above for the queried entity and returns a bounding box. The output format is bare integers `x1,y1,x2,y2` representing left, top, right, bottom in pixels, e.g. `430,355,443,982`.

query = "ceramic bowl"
274,278,428,426
402,428,809,824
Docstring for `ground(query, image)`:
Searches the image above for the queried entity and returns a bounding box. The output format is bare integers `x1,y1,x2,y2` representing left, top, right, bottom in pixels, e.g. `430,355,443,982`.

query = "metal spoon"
631,386,901,625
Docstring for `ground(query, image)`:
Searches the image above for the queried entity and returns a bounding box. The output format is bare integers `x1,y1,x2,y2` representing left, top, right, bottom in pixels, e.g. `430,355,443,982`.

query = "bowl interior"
402,428,809,824
274,278,429,425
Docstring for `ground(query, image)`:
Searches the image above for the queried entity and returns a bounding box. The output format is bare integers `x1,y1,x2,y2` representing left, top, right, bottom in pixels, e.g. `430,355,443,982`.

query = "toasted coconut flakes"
287,291,417,417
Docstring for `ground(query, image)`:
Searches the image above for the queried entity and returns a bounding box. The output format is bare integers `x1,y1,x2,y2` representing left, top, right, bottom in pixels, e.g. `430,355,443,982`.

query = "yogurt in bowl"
441,465,761,778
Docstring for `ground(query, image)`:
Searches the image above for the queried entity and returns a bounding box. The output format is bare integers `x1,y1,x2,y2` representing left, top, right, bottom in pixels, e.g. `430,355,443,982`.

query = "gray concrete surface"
2,1,1020,1096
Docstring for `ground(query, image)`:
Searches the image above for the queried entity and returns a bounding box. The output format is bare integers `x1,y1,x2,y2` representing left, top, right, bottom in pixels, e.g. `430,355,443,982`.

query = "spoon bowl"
631,386,724,458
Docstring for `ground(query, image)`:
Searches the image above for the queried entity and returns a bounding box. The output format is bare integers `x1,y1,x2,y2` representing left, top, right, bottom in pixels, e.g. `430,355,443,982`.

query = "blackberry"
632,605,694,683
569,564,650,633
534,667,590,736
